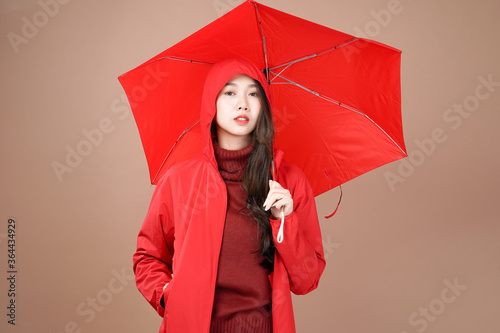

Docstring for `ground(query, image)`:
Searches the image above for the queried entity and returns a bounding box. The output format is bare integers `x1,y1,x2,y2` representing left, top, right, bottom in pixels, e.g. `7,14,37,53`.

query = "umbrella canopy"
118,0,406,196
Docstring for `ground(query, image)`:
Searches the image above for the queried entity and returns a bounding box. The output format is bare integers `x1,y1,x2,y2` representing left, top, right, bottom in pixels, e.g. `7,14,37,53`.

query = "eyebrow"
224,82,259,88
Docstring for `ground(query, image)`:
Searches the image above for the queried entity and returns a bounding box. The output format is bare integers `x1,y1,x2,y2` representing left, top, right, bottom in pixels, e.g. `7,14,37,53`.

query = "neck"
216,132,251,150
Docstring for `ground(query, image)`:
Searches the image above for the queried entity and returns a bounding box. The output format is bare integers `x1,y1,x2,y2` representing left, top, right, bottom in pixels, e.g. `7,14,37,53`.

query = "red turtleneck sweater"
210,140,272,333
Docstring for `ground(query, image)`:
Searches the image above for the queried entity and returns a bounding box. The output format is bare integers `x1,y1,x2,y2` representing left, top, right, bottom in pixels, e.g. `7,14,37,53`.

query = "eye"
224,91,235,96
249,92,259,97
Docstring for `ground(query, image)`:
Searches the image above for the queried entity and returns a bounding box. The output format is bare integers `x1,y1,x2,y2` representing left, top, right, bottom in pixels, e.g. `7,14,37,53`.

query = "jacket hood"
200,58,272,159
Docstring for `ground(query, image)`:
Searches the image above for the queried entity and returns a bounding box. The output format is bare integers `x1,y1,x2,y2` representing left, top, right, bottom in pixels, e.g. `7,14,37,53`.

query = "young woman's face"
215,74,262,150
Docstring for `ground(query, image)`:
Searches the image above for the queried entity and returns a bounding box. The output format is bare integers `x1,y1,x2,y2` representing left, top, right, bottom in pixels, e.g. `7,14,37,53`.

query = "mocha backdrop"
1,0,499,332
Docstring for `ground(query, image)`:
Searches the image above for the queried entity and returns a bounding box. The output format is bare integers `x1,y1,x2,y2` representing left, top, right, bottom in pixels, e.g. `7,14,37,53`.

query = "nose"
237,96,249,111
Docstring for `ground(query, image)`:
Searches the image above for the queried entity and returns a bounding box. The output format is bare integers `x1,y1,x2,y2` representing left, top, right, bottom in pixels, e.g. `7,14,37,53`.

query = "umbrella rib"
156,56,214,66
269,38,359,73
270,63,294,83
277,92,348,182
152,120,200,184
357,114,407,156
270,72,407,156
269,38,358,83
254,3,270,83
270,71,365,112
124,56,214,73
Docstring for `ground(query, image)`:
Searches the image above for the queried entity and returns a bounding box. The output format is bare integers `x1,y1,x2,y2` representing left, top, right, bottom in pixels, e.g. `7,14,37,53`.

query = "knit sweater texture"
210,140,272,333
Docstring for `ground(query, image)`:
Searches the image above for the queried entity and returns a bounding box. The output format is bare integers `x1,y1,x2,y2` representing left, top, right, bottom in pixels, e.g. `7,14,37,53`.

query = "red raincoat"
133,58,326,333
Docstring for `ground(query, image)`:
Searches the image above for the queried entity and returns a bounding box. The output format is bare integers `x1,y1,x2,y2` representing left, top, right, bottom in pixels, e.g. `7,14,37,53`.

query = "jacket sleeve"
132,177,175,317
270,163,326,295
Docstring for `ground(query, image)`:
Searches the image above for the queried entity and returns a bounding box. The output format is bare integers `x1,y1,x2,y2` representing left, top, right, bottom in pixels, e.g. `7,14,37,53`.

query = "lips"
234,115,249,124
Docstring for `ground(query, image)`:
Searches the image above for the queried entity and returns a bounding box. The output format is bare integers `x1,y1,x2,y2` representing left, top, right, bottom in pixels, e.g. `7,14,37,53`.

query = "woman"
133,58,325,333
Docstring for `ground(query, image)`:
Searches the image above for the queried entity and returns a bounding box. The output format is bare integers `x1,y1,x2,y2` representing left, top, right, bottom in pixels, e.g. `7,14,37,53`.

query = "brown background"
1,0,499,332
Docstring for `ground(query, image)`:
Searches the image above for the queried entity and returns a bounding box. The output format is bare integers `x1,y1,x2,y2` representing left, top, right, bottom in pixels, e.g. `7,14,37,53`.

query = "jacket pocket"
161,278,175,313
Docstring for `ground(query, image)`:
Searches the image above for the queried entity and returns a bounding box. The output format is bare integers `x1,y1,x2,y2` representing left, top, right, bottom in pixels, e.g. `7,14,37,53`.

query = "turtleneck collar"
213,139,253,181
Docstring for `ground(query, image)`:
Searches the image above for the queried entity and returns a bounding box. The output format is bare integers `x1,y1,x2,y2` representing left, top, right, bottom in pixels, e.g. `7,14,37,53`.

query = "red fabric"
118,0,406,197
132,58,325,333
210,140,272,332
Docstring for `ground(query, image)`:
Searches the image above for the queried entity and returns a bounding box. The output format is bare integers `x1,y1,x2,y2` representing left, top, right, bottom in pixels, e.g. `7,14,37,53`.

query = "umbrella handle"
271,159,285,243
276,207,284,243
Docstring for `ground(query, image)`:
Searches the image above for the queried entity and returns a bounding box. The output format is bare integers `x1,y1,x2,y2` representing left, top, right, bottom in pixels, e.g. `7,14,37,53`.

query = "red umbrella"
118,0,406,197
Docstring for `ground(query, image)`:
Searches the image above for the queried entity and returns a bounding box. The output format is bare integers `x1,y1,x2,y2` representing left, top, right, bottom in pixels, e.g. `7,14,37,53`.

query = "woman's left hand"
263,180,293,219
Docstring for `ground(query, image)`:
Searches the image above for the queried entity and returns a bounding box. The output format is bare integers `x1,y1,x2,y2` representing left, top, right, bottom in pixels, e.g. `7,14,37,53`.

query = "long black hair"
241,81,275,269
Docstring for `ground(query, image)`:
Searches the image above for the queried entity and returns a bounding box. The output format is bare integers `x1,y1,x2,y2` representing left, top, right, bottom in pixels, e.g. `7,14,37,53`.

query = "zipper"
204,153,228,331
